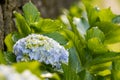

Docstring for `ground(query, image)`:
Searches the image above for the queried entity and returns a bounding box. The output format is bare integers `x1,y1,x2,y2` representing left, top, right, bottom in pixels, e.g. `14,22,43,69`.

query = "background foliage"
1,0,120,80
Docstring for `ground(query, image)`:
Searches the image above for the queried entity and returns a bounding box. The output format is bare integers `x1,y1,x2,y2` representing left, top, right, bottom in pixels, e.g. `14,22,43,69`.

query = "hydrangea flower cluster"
0,65,40,80
13,34,69,70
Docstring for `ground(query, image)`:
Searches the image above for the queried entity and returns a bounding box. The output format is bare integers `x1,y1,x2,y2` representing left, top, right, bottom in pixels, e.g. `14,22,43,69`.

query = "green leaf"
111,70,120,80
97,69,111,77
86,27,107,53
94,75,111,80
89,62,111,76
98,8,115,22
112,15,120,24
95,22,120,44
44,32,68,46
4,51,16,64
112,60,120,80
62,64,81,80
73,17,89,38
87,38,108,53
78,70,93,80
83,1,99,27
0,50,6,64
23,1,40,24
89,52,120,66
62,47,82,80
86,27,105,41
106,42,120,52
95,22,119,35
68,47,82,73
12,32,24,43
60,29,86,66
112,60,120,71
95,22,120,52
84,2,115,26
105,29,120,44
31,19,65,33
13,11,31,36
13,61,41,76
4,33,14,52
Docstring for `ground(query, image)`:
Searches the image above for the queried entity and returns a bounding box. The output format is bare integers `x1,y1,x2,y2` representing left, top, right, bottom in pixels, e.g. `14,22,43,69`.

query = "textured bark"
2,0,17,36
18,0,78,18
0,0,78,50
0,5,4,50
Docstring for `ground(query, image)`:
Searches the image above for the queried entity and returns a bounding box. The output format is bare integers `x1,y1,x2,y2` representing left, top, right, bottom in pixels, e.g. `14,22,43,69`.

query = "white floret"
0,65,40,80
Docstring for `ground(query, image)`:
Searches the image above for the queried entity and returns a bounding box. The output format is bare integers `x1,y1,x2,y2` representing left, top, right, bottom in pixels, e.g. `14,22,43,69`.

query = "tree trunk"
0,5,4,50
0,0,78,50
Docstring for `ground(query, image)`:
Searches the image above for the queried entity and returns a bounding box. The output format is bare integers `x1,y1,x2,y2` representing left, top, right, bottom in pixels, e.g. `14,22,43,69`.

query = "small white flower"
21,70,40,80
41,72,53,78
0,65,40,80
13,34,69,71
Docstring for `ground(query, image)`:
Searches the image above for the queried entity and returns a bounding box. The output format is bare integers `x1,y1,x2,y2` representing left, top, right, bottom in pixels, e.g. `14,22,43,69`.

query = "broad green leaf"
98,8,115,22
43,32,68,46
94,75,111,80
13,11,31,36
0,50,6,64
95,22,120,44
95,22,120,52
95,22,119,35
84,1,115,26
4,33,14,52
68,47,82,73
89,62,111,76
23,2,40,24
103,24,120,44
62,64,81,80
112,15,120,24
73,17,89,38
87,38,108,53
4,51,16,64
112,60,120,71
97,69,111,77
104,33,120,45
62,47,82,80
86,27,105,41
13,61,41,76
105,29,120,44
12,32,24,43
112,61,120,80
83,1,99,27
78,70,93,80
65,11,89,39
89,52,120,66
106,42,120,52
64,40,73,49
112,70,120,80
86,27,108,53
60,29,85,47
30,19,65,33
60,29,86,65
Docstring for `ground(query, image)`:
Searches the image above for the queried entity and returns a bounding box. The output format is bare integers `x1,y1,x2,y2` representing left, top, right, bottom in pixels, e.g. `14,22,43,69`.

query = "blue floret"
13,34,69,71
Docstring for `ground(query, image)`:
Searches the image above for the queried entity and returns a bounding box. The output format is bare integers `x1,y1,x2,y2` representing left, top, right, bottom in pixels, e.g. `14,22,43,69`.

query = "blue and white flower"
13,34,69,70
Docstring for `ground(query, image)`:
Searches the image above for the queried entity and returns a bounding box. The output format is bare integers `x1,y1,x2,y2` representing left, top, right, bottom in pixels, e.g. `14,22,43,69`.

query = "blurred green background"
86,0,120,14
